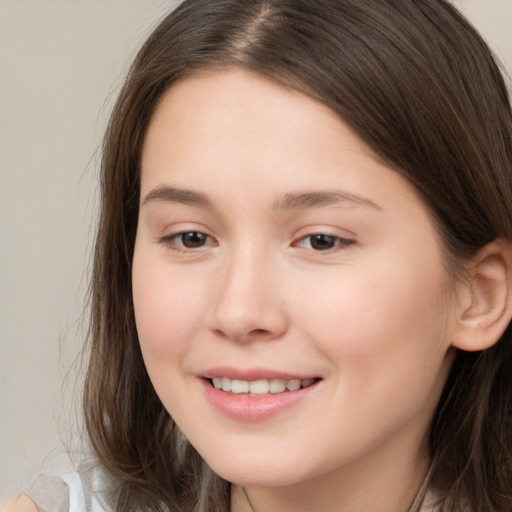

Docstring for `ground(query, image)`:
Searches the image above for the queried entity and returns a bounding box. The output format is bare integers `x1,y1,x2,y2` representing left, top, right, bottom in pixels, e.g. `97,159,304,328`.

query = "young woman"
17,0,512,511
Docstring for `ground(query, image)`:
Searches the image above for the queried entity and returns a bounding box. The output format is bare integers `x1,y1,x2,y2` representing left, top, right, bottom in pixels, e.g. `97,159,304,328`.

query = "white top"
23,452,440,512
22,453,114,512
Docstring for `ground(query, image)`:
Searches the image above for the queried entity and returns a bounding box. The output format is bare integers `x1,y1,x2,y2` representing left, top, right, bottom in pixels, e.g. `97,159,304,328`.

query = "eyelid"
157,230,217,252
292,232,355,253
155,225,355,255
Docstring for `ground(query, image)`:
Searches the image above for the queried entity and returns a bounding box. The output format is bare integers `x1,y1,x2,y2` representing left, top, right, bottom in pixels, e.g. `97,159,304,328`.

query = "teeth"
301,378,315,388
286,379,301,391
250,379,270,394
231,379,250,393
221,377,232,392
270,379,286,393
210,377,317,395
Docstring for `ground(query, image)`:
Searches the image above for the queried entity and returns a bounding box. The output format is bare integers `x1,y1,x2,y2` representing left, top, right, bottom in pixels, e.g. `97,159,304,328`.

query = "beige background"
1,0,511,499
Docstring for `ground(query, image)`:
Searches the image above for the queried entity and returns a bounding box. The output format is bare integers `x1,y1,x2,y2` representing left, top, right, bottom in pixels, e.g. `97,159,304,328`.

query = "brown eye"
308,234,337,251
294,233,354,252
158,230,216,252
178,232,209,248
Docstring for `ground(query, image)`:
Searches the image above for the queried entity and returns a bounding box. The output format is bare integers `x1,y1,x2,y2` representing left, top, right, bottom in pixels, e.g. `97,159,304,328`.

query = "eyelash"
159,231,216,252
293,233,354,252
159,231,354,254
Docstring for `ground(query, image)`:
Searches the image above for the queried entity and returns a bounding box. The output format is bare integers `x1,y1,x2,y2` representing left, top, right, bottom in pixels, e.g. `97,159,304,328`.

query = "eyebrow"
273,191,381,211
142,186,213,208
142,186,381,212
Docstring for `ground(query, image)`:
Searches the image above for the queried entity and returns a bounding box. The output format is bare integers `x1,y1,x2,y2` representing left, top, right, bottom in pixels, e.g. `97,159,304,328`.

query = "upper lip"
200,366,320,381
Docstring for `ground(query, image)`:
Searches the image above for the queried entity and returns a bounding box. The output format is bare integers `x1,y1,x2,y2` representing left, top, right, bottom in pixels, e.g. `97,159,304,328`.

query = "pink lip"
202,366,316,381
199,371,321,422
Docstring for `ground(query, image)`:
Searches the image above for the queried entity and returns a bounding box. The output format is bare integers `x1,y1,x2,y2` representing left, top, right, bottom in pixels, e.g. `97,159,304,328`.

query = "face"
133,69,459,491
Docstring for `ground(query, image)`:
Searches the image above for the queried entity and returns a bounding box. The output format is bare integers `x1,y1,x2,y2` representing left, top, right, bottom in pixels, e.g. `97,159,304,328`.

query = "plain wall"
1,0,511,499
0,0,179,498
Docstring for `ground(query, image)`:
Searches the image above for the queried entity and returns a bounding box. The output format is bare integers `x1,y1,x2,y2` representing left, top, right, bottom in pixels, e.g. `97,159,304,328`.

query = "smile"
201,374,322,421
210,377,317,396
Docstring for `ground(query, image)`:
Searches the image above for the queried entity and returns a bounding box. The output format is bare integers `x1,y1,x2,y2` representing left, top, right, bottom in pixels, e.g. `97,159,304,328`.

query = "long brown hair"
84,1,512,510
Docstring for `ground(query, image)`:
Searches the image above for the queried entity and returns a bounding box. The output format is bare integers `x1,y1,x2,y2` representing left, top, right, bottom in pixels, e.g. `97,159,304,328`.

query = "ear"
451,240,512,352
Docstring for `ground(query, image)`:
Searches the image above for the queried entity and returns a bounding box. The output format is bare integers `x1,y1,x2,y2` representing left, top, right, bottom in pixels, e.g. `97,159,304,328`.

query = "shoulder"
21,451,116,512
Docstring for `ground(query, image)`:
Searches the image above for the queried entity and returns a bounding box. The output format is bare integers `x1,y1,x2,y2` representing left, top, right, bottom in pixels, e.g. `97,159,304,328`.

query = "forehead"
142,68,379,185
141,69,431,225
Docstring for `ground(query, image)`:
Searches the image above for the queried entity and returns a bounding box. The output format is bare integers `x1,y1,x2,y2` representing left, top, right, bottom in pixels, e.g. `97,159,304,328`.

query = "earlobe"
451,240,512,352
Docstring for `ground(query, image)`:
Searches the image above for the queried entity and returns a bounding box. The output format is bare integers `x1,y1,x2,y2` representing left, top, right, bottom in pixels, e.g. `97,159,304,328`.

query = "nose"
209,246,289,343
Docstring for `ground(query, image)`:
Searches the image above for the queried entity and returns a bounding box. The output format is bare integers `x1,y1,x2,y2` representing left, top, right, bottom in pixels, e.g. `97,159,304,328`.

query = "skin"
11,496,37,512
133,68,464,512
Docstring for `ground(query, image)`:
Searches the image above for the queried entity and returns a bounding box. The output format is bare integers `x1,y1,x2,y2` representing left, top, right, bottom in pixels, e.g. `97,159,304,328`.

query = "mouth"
206,376,321,397
200,372,322,421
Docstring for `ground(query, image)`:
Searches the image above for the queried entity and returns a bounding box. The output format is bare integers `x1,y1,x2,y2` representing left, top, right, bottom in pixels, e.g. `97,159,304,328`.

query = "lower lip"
200,379,320,421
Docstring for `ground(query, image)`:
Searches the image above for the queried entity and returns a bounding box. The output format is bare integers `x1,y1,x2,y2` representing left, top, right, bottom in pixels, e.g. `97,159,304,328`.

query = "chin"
216,468,305,488
203,452,317,488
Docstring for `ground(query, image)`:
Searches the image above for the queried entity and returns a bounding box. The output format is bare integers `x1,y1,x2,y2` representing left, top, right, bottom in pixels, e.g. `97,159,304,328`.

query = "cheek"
132,253,206,363
296,250,452,379
293,262,453,453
